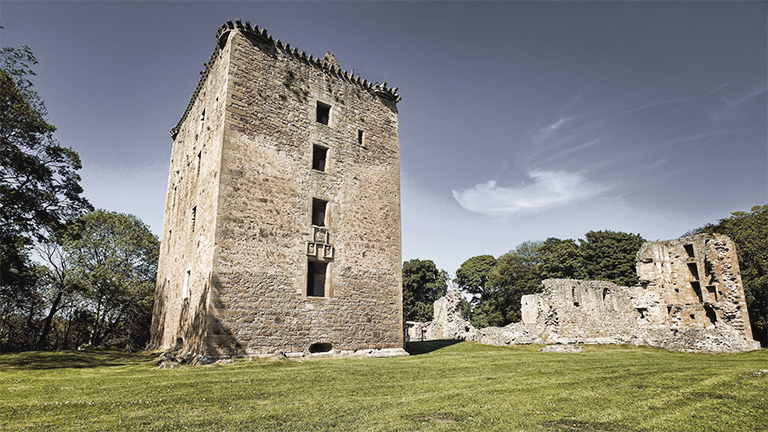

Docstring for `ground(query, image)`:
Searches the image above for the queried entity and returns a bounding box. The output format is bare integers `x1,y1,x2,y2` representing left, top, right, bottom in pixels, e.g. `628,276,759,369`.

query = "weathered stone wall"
150,38,231,352
407,234,760,353
152,21,404,358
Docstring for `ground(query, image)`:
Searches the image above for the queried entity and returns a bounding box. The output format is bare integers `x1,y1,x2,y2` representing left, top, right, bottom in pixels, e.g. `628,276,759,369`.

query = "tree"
402,259,448,322
66,210,159,348
539,237,585,280
0,45,90,252
701,205,768,345
455,255,497,305
485,241,544,325
580,230,645,286
0,44,90,351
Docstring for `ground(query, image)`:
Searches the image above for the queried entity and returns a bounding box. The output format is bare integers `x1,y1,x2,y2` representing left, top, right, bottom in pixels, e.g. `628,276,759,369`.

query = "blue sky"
2,1,766,275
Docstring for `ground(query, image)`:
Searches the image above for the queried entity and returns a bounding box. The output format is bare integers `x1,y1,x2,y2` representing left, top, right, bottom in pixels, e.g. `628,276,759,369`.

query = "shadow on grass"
0,349,155,370
405,340,462,356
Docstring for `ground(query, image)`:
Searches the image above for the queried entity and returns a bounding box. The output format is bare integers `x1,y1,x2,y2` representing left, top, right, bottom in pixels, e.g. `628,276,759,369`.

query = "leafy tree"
0,44,90,351
485,241,544,325
402,259,448,322
580,230,645,286
455,255,497,305
701,205,768,345
539,237,585,280
0,45,90,255
33,237,83,349
66,210,159,348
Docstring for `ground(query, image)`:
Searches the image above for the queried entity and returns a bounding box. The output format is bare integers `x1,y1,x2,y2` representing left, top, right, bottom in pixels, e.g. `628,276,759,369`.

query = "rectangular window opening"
706,285,717,301
687,262,699,280
357,129,364,145
183,268,191,300
690,281,703,302
312,145,327,171
307,260,327,297
683,244,695,259
316,102,330,125
312,198,327,227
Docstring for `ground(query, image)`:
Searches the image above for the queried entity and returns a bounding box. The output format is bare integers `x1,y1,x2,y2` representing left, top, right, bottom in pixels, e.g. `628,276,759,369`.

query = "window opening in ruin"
572,287,579,307
316,101,330,125
667,306,673,315
706,285,717,301
197,150,202,176
690,281,703,302
704,304,717,325
312,145,327,171
191,206,197,232
175,337,184,350
687,263,699,280
636,308,648,320
357,129,364,145
602,288,609,302
183,268,191,300
690,314,696,320
684,244,695,259
199,108,206,134
308,342,333,353
307,260,327,297
312,198,327,227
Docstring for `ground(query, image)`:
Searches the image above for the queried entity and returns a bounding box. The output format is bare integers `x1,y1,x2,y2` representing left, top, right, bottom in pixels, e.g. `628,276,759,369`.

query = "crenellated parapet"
171,19,401,139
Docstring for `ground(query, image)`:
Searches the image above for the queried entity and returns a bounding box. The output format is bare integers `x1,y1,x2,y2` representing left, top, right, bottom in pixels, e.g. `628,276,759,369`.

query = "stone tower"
150,20,405,358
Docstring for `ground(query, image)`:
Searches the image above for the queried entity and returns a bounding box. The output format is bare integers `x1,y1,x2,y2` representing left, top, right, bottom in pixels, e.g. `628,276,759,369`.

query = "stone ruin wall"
407,234,760,353
152,21,405,359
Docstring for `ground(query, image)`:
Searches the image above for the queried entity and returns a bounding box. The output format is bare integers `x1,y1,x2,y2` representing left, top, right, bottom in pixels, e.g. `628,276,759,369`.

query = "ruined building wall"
151,21,404,357
520,234,758,352
407,234,759,353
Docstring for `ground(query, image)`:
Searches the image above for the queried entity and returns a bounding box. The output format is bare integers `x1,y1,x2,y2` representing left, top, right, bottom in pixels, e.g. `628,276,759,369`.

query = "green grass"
1,342,766,431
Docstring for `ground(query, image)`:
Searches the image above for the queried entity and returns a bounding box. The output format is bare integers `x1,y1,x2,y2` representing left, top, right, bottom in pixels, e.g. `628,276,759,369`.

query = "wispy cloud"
711,85,767,122
452,170,608,216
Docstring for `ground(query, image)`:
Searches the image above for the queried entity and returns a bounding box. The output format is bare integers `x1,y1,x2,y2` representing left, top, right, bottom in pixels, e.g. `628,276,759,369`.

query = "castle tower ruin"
150,21,405,358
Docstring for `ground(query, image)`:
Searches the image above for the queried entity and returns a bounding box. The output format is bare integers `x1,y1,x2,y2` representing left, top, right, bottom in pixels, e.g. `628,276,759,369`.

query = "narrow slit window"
691,281,703,302
312,145,327,171
198,108,206,134
307,260,327,297
684,244,695,258
357,129,364,145
687,262,699,280
191,206,197,232
312,199,327,227
316,102,330,125
197,150,202,175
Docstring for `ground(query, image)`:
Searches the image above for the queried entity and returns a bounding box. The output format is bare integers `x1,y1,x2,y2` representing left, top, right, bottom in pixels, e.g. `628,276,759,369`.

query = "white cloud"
452,170,607,216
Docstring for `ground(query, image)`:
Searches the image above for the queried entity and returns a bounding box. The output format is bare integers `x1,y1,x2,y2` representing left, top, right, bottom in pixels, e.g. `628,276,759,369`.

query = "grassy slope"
0,342,766,432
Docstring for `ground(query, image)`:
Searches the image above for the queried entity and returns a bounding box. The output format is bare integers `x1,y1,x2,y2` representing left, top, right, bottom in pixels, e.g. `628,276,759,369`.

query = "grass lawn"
1,342,766,431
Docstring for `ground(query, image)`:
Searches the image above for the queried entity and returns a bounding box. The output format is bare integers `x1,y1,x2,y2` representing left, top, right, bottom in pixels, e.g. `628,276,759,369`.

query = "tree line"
404,206,768,345
0,45,158,352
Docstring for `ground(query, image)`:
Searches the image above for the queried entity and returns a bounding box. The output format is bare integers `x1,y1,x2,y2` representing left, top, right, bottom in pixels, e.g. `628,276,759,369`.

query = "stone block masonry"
407,234,760,353
150,20,406,359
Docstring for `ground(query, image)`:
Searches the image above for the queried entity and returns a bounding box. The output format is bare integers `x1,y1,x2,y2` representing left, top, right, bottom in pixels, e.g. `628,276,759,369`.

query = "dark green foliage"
0,45,90,352
486,241,544,325
65,210,159,349
402,259,448,322
579,230,645,286
539,237,585,280
701,205,768,345
454,255,496,305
